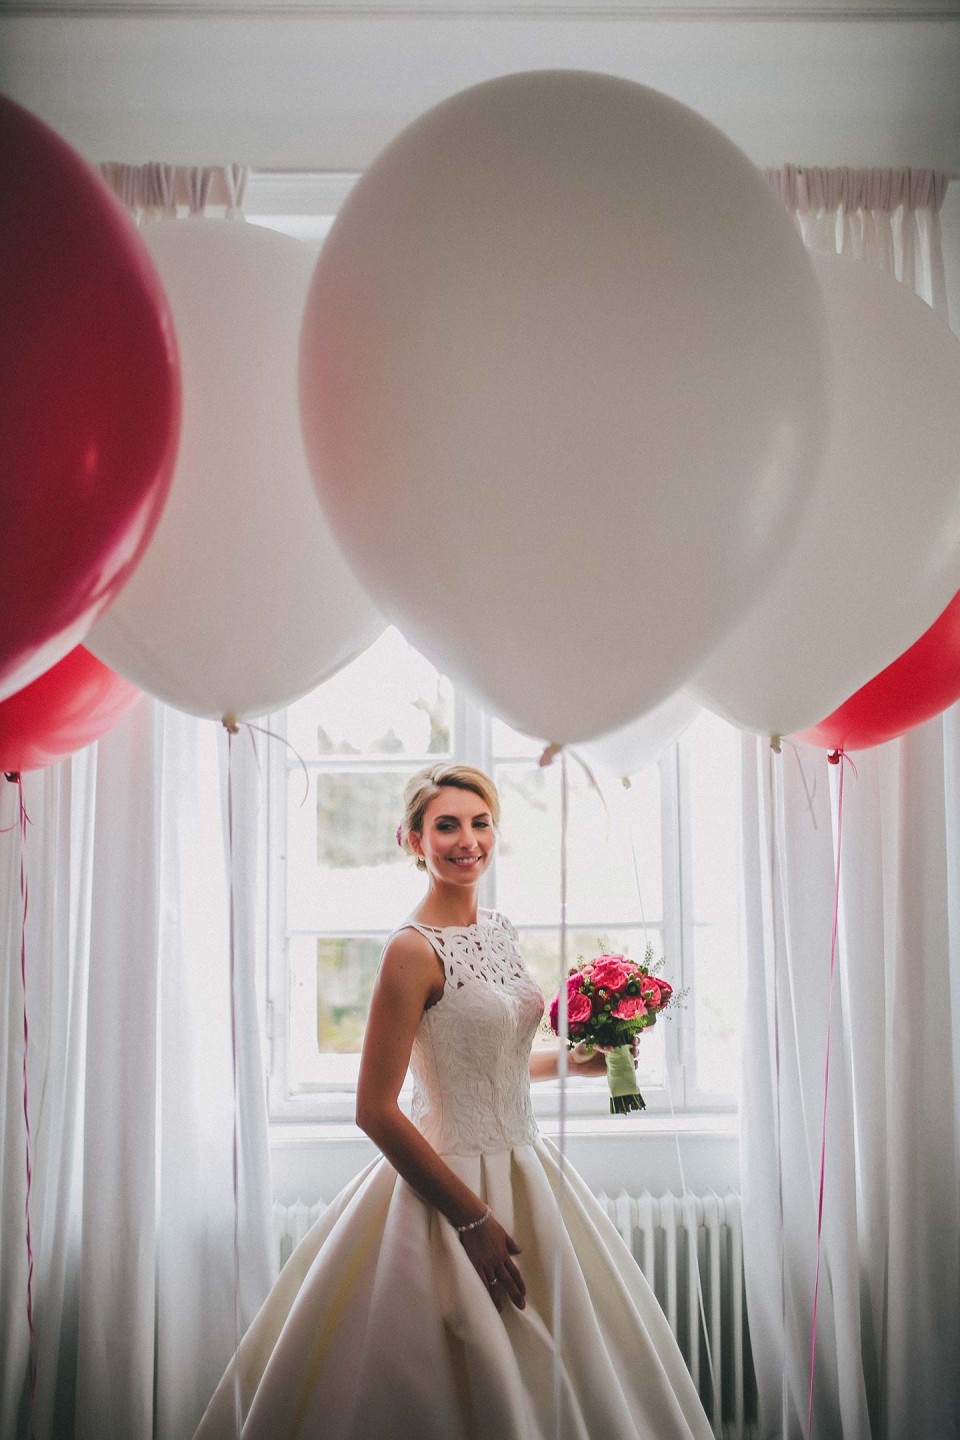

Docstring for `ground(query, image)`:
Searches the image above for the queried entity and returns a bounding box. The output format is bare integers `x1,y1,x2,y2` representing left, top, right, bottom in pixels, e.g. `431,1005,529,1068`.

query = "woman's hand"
458,1214,526,1313
568,1036,640,1077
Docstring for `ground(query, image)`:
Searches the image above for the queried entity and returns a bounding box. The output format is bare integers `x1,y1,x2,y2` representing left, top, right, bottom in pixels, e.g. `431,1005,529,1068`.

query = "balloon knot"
4,772,20,784
222,715,241,735
827,750,842,766
620,776,631,790
538,743,563,769
769,734,782,754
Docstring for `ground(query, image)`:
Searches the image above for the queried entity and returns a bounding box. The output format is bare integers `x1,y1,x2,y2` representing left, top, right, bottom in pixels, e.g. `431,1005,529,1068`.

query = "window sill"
269,1111,740,1203
269,1110,738,1148
269,1078,738,1129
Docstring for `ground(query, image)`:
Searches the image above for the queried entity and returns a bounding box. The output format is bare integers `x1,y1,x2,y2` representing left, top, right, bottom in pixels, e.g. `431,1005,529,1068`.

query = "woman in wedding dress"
195,763,714,1440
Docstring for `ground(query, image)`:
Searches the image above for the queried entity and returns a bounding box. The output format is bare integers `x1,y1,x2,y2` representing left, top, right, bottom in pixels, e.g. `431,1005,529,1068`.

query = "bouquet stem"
605,1044,646,1114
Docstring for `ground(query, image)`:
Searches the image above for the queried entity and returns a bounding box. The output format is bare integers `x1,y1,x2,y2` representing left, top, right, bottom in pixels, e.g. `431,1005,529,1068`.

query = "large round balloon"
694,253,960,739
88,220,383,720
0,647,141,773
0,97,180,702
299,70,828,745
576,690,700,782
796,588,960,752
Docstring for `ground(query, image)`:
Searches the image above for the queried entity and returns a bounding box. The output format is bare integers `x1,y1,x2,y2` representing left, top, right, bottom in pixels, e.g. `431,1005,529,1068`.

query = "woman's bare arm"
529,1045,564,1081
356,930,487,1226
355,931,526,1310
529,1039,639,1081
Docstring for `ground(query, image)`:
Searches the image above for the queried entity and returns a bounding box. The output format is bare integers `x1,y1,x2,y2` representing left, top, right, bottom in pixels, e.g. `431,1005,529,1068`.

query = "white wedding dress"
194,910,714,1440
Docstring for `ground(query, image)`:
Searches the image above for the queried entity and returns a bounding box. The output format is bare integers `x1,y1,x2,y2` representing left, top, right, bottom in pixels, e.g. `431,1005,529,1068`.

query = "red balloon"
0,647,141,773
0,98,180,700
797,588,960,751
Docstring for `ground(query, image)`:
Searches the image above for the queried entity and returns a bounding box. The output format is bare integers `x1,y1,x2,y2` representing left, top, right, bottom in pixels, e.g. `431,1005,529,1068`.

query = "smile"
450,856,482,866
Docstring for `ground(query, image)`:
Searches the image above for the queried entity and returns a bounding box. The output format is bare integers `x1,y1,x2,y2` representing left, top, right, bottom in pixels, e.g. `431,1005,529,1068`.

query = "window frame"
265,668,738,1125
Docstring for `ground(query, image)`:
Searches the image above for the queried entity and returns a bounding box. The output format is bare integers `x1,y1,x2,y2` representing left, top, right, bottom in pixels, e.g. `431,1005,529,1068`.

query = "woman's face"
412,786,496,885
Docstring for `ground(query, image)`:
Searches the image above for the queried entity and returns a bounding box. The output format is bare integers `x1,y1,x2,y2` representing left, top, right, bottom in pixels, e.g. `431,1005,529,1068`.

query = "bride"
195,762,714,1439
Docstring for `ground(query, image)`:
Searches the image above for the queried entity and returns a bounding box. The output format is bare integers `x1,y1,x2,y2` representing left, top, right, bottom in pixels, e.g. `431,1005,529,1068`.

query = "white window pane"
494,760,662,928
288,934,358,1087
286,626,453,761
288,933,383,1080
287,769,425,932
275,659,743,1117
683,709,741,1099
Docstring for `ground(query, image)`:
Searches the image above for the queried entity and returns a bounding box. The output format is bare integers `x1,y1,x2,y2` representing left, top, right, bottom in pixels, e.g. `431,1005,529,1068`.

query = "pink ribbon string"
552,748,569,1440
226,733,242,1440
7,774,38,1434
806,748,854,1437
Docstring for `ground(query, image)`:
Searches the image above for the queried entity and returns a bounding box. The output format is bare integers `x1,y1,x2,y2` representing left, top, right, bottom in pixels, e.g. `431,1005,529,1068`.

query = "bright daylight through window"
266,627,742,1123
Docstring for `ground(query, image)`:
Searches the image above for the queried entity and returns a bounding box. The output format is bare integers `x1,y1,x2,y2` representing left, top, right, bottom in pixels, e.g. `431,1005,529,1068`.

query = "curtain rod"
248,167,960,181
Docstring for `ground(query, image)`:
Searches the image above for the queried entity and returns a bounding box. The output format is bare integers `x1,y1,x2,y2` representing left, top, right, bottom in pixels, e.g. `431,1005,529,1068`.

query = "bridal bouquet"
548,946,676,1114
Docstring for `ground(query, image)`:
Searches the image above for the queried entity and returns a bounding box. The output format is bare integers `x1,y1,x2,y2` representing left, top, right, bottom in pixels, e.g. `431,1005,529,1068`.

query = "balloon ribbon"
552,748,569,1440
807,748,854,1436
227,732,243,1439
629,816,719,1421
4,775,37,1434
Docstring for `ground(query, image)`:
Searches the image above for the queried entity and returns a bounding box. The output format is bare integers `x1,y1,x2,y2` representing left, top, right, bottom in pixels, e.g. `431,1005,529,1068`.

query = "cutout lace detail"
410,910,528,992
394,911,545,1156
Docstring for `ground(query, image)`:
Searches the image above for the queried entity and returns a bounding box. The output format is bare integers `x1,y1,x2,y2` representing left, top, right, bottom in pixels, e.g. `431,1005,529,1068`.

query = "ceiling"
1,0,959,175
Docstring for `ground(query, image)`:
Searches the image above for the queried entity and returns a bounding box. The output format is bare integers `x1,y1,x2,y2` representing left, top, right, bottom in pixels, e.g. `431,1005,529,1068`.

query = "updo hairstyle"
399,764,501,872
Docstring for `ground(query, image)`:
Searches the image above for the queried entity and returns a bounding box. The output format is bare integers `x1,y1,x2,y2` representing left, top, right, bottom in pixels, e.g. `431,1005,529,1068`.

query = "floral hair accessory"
396,824,403,847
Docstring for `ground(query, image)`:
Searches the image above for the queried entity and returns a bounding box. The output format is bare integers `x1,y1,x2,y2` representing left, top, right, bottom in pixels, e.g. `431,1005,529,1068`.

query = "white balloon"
299,70,828,746
576,690,701,782
89,220,383,720
693,252,960,739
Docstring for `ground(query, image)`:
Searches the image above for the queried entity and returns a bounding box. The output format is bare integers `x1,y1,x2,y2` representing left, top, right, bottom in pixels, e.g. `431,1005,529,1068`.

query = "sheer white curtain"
0,167,274,1440
742,168,959,1440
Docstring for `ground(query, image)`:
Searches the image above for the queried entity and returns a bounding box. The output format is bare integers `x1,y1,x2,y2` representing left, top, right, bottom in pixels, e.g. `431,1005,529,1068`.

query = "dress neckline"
410,908,494,935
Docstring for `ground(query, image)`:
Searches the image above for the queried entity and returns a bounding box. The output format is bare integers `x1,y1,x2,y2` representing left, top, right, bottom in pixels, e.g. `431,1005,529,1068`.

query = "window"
265,627,742,1124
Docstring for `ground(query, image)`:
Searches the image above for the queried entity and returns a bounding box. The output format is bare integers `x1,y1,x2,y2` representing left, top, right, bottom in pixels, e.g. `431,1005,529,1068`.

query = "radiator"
594,1188,757,1440
272,1187,756,1440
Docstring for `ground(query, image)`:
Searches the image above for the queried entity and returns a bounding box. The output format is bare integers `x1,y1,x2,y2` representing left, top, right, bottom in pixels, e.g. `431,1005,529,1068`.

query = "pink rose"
567,991,593,1025
639,976,663,1007
550,987,594,1032
589,956,631,993
567,971,586,994
652,976,672,1006
612,995,647,1021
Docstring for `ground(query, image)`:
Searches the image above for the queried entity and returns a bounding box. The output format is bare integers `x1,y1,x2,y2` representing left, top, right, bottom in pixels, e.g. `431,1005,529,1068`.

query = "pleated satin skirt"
193,1135,713,1440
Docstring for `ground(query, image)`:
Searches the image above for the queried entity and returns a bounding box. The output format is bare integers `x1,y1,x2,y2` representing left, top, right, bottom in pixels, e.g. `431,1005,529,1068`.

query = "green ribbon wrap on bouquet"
605,1043,646,1115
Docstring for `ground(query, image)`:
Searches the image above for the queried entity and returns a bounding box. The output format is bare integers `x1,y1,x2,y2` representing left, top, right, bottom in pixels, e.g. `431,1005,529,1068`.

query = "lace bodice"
391,910,545,1157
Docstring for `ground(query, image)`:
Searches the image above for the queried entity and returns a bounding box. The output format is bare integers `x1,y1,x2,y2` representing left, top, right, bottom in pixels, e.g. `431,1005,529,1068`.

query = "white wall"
2,12,959,172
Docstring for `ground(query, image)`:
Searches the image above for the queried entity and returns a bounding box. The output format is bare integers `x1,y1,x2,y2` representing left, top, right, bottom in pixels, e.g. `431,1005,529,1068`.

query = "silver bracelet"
454,1205,491,1233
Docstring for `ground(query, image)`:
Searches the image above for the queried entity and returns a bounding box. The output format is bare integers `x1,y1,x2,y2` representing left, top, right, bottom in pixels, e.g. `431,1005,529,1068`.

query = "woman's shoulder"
377,925,445,999
381,923,441,963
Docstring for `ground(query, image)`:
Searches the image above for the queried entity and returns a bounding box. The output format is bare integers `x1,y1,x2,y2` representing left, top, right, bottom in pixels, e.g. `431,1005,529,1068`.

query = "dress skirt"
193,1134,714,1440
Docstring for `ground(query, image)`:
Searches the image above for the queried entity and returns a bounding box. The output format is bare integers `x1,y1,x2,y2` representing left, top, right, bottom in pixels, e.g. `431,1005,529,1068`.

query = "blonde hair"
399,764,500,871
